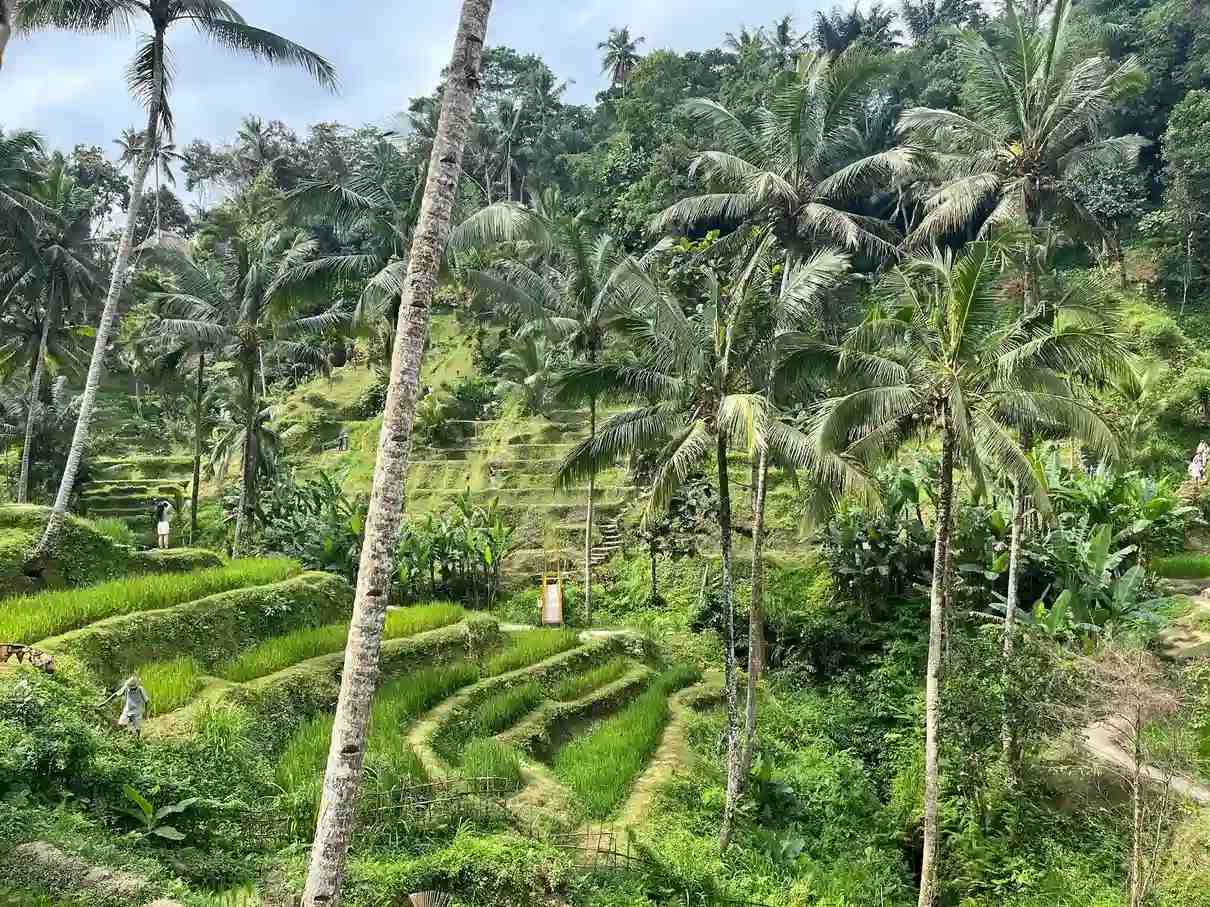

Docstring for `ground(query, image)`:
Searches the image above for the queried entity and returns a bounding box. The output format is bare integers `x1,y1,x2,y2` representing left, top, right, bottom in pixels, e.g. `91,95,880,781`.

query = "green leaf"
123,785,153,821
151,825,186,841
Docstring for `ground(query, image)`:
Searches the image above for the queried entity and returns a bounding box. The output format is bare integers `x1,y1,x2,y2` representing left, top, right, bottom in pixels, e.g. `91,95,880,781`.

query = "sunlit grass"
0,558,298,644
554,663,700,819
484,628,579,676
218,602,465,682
137,655,205,715
551,656,631,701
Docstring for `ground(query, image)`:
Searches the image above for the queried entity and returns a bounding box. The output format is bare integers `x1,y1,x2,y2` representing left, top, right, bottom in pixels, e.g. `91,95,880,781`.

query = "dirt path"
1079,578,1210,803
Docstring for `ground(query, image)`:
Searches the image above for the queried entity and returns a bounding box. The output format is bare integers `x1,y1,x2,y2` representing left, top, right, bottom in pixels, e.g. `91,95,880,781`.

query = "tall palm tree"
15,0,336,561
144,228,336,551
896,0,1143,670
0,129,45,224
812,242,1116,906
554,246,856,850
597,26,645,94
115,126,184,237
653,45,912,756
302,3,491,903
450,189,628,625
1,158,99,503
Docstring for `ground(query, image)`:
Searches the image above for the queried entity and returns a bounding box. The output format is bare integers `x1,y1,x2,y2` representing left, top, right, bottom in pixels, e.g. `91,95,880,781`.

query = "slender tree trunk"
649,535,657,602
32,28,164,562
233,359,259,555
1001,482,1025,767
717,430,742,852
584,394,596,625
741,450,769,778
18,291,58,504
918,409,955,907
301,4,490,903
0,1,12,73
191,351,205,544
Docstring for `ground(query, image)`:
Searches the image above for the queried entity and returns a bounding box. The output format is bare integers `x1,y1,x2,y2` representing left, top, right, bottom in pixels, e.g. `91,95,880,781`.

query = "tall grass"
551,657,631,701
554,663,700,819
461,738,523,787
219,602,465,682
89,517,136,547
1154,553,1210,579
470,681,542,736
137,655,205,715
275,661,480,796
0,558,297,644
484,628,579,676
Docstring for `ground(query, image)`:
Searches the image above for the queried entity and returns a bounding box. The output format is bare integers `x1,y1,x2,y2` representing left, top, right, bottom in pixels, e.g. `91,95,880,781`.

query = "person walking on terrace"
102,674,151,737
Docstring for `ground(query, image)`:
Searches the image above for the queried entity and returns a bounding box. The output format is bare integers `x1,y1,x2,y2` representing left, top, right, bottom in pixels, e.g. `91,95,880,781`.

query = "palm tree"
144,228,336,551
301,3,491,902
0,157,99,503
652,47,911,267
15,0,336,561
896,0,1143,674
597,26,645,95
450,189,629,625
765,16,802,69
115,126,184,237
0,1,11,71
811,242,1116,906
554,244,857,849
0,129,45,224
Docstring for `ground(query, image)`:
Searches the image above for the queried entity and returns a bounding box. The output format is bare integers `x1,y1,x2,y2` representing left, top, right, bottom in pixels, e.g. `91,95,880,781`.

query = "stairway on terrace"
78,456,194,544
401,408,634,579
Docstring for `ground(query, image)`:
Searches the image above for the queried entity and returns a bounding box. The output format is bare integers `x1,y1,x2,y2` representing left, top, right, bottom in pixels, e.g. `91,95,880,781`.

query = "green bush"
216,602,464,682
554,663,700,819
3,558,298,645
484,629,579,676
128,547,224,574
460,739,523,787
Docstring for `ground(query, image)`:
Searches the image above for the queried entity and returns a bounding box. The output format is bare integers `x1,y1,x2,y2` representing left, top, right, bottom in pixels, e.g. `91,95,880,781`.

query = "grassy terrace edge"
2,558,299,645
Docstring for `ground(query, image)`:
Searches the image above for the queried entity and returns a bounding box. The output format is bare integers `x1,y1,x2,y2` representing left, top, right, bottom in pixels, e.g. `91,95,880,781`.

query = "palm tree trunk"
918,408,955,907
32,28,164,562
191,351,205,544
0,1,12,73
717,430,742,852
301,4,491,903
740,450,769,778
1001,481,1025,767
233,357,259,554
18,290,58,504
583,394,596,626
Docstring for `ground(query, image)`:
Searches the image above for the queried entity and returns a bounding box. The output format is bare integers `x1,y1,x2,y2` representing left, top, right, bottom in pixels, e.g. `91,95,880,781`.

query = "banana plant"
119,785,201,843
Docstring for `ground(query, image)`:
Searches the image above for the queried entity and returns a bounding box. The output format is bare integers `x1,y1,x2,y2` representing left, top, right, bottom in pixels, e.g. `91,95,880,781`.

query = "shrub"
217,602,464,682
484,629,580,676
1,558,298,644
138,655,205,715
551,657,631,701
554,663,700,819
460,739,523,787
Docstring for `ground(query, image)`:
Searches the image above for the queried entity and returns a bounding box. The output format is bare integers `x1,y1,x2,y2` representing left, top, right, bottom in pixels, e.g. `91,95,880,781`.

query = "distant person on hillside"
102,673,150,737
154,499,174,550
1190,441,1210,486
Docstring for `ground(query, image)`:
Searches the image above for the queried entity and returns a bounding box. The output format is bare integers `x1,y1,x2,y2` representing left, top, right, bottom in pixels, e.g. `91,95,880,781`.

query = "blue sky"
3,1,836,159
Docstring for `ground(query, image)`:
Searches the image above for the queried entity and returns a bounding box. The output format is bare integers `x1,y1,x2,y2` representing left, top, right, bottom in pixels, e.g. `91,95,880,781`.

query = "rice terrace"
4,1,1210,906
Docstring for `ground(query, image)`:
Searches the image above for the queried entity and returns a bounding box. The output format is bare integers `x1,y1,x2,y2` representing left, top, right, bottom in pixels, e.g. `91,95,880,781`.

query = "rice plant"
460,738,523,787
553,663,700,819
88,517,136,547
484,628,579,676
137,655,205,715
0,558,297,644
551,656,631,701
275,661,480,797
470,681,542,736
364,743,429,791
218,602,465,682
1153,553,1210,579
